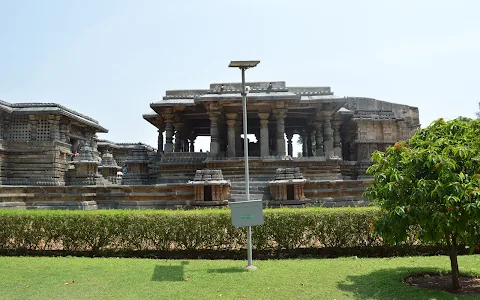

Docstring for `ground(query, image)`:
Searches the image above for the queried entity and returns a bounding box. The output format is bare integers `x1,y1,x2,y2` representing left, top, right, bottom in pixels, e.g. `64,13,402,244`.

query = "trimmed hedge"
0,207,389,252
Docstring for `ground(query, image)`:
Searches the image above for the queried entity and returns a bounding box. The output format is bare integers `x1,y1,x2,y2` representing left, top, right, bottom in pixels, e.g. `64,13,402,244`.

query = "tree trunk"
448,233,461,290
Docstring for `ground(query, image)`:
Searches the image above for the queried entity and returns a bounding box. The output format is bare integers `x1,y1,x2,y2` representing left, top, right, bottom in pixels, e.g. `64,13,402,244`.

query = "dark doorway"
287,185,294,200
204,185,212,201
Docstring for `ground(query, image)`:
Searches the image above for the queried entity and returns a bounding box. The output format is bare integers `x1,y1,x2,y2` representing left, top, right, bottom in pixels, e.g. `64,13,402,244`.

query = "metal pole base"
244,265,258,271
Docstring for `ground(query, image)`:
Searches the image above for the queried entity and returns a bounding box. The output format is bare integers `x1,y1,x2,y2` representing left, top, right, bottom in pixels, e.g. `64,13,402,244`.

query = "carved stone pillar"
3,117,10,140
276,109,286,157
226,113,237,157
157,127,164,153
357,120,368,141
306,127,313,157
235,118,242,157
49,115,60,141
286,128,294,157
209,111,220,155
323,117,334,157
28,115,37,141
332,118,342,158
382,122,392,141
315,121,324,156
163,114,174,153
258,112,270,157
0,116,4,140
173,122,183,152
398,121,409,140
300,132,307,157
189,133,196,152
182,136,189,152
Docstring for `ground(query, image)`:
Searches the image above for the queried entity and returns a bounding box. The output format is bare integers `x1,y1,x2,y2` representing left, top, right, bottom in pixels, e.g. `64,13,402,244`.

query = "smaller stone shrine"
121,143,150,185
188,169,230,207
269,167,308,207
98,151,121,184
69,143,105,186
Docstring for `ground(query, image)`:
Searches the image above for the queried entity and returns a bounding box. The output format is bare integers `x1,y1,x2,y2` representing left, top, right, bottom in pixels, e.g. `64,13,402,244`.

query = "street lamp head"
228,60,260,69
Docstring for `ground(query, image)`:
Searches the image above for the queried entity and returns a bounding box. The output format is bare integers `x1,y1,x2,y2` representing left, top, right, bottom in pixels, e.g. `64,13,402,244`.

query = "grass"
1,255,480,299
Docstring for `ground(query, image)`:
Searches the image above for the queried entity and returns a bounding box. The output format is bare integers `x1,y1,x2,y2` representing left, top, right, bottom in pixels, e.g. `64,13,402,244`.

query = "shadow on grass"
207,267,245,274
152,261,189,282
337,267,450,300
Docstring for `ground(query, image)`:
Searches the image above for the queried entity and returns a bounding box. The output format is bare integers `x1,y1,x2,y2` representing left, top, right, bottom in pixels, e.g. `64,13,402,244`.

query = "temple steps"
229,181,270,202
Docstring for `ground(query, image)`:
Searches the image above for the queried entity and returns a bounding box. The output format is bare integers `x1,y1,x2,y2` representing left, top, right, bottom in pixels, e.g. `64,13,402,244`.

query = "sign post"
228,60,262,270
230,200,264,270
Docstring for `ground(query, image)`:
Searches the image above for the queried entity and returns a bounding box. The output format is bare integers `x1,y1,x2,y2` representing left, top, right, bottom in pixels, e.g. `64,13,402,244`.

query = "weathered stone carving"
269,168,307,203
188,169,230,207
121,143,150,185
69,143,106,186
99,151,121,184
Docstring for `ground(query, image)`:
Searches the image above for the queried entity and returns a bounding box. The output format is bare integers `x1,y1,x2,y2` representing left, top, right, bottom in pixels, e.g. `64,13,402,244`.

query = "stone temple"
0,81,419,209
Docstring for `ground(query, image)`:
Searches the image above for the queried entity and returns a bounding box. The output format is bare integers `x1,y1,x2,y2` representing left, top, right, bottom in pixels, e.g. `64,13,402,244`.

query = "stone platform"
0,179,370,209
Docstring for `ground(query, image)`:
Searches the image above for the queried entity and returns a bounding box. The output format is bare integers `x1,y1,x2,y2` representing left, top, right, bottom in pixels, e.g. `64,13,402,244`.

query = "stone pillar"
286,128,294,157
29,115,37,141
276,109,286,157
182,137,189,152
157,128,164,153
189,133,196,152
173,122,183,152
49,115,60,141
209,111,220,155
398,121,409,140
306,127,313,157
315,121,324,156
163,114,174,153
3,117,10,140
269,122,277,155
332,119,342,158
235,118,242,157
323,117,334,157
258,112,270,157
300,132,307,157
226,113,237,157
382,122,392,141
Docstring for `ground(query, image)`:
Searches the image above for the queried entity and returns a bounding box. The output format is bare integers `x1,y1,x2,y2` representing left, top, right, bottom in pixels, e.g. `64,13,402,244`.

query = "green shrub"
0,207,387,252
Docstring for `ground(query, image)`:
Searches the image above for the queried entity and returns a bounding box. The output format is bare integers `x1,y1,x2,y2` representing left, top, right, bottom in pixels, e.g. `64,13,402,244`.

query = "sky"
0,0,479,152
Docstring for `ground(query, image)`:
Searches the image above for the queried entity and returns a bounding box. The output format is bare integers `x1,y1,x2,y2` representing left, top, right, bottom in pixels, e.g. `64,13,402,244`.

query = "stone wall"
1,141,70,186
0,184,195,210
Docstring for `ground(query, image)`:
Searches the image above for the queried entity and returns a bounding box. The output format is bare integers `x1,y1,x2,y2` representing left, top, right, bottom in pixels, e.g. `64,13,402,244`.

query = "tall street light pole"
228,60,260,269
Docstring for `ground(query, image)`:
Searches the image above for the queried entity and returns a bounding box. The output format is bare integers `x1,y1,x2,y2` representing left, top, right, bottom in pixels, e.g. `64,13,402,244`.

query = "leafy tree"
364,118,480,291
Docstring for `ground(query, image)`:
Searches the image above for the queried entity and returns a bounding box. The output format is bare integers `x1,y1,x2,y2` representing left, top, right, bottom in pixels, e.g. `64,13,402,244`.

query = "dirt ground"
405,272,480,294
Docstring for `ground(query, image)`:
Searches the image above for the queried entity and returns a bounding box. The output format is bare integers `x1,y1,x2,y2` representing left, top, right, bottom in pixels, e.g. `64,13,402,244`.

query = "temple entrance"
204,185,212,201
287,185,294,200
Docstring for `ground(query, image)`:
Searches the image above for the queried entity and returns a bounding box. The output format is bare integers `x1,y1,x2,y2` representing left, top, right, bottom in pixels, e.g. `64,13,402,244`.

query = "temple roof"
149,81,338,109
0,100,108,132
97,139,156,151
144,81,420,129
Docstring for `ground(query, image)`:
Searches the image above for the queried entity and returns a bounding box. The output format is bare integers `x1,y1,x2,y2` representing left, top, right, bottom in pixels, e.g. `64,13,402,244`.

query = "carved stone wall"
2,141,70,186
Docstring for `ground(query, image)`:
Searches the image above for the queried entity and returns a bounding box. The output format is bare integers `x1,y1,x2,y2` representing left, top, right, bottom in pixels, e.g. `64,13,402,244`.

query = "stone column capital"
162,113,174,123
209,111,220,121
275,109,287,119
316,112,332,121
332,118,343,127
173,122,183,129
258,112,270,120
226,113,237,120
226,119,236,127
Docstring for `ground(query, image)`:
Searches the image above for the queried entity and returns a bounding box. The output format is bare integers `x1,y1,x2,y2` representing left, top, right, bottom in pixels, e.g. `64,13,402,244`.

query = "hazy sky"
1,0,479,151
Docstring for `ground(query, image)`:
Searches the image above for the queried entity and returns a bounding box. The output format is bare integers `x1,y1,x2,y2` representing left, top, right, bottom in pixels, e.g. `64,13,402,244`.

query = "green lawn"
1,255,480,299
